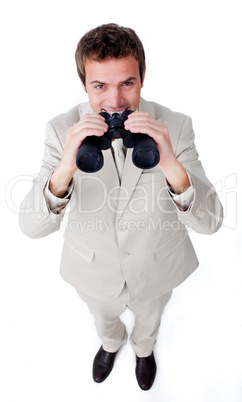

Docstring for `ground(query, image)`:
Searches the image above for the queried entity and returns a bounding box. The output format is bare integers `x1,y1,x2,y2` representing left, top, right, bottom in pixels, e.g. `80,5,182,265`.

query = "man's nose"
107,88,124,109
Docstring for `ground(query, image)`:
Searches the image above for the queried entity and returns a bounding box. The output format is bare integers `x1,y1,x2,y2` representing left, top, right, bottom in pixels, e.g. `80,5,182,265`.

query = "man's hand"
49,114,108,198
124,111,190,194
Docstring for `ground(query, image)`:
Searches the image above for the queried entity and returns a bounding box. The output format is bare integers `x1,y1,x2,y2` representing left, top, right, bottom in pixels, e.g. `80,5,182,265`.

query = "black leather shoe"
135,353,157,390
92,346,118,383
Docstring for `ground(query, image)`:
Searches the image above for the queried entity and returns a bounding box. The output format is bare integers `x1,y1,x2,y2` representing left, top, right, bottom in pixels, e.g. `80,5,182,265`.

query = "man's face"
83,55,145,114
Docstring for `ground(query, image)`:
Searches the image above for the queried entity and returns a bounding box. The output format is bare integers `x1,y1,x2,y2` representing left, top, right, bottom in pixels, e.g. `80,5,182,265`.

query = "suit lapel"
116,97,156,220
116,149,143,221
96,148,120,211
96,148,143,216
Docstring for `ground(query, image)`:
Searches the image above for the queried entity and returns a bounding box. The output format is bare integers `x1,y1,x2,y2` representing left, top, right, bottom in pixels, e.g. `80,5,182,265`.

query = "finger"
71,119,108,135
74,113,107,129
125,120,162,135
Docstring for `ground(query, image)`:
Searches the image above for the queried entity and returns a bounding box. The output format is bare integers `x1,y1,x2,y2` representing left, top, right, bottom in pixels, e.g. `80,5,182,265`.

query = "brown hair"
75,23,146,86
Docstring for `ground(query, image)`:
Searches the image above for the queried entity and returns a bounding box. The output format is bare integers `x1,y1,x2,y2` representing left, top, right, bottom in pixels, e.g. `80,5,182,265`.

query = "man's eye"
95,84,105,89
123,81,133,86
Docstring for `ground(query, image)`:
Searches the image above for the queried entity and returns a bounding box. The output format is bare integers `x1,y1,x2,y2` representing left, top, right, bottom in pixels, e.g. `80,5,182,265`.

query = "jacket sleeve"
19,121,70,238
172,115,223,234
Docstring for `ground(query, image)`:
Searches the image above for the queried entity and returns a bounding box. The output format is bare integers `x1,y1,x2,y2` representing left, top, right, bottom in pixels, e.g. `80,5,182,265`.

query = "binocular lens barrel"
132,135,160,169
76,140,103,172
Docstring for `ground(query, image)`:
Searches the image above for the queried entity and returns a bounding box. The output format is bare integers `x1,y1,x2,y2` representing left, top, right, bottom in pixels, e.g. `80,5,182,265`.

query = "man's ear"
141,66,146,88
78,70,87,92
80,78,87,93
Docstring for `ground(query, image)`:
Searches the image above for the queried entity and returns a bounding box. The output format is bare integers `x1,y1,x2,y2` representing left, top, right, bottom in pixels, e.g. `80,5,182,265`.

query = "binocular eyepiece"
76,110,160,173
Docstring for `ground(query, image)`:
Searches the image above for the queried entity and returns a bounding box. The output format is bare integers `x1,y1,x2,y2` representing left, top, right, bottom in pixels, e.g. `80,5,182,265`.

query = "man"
19,23,223,391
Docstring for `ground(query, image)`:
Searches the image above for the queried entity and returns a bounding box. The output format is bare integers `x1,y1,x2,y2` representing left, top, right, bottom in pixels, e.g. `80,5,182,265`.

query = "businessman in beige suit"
19,23,223,390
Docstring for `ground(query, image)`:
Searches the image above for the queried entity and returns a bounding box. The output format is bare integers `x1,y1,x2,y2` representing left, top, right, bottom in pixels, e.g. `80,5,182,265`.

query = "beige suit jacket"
19,97,223,302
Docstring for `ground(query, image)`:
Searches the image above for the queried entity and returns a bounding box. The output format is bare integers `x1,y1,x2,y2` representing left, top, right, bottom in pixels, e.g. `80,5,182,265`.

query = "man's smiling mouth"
101,107,130,115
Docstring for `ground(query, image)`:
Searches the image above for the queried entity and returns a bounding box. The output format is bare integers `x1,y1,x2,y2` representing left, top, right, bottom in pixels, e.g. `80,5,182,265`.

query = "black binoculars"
76,110,160,173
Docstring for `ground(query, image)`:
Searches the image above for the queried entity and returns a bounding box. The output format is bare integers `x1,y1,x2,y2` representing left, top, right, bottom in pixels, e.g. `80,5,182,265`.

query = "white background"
1,0,242,401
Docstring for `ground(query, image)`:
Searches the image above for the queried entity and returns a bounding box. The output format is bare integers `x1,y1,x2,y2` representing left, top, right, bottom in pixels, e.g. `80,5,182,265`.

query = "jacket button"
35,212,43,220
196,208,205,219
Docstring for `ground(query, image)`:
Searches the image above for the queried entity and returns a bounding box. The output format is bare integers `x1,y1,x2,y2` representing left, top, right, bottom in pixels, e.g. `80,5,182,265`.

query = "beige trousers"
76,284,172,358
